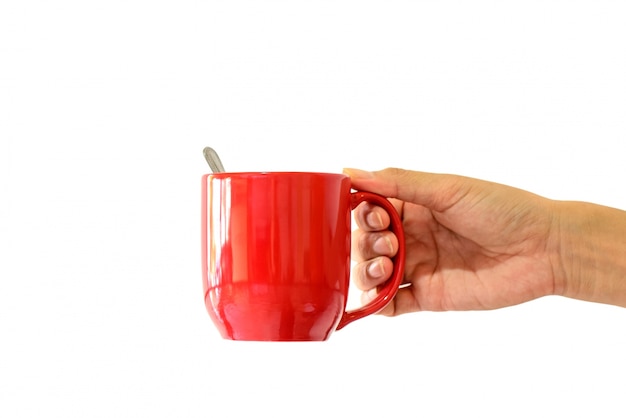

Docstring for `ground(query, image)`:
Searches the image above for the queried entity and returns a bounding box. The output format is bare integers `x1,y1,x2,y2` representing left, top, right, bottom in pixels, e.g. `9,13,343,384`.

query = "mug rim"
205,171,349,179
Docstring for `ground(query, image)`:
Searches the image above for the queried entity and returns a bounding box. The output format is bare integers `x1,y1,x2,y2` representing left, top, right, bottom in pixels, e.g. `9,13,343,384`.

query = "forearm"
554,200,626,307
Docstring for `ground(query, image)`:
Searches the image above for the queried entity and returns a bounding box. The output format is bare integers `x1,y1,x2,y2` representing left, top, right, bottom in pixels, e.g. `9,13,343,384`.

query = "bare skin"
345,167,626,316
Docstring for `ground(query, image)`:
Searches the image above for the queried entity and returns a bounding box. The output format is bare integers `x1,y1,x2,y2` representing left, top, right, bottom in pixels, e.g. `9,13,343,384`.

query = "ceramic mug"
201,172,405,341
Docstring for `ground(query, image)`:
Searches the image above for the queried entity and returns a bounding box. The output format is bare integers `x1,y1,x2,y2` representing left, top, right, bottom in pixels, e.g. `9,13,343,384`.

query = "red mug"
201,172,405,341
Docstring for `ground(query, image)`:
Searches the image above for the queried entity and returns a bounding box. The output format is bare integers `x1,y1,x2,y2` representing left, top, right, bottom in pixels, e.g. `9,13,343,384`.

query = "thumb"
343,167,469,212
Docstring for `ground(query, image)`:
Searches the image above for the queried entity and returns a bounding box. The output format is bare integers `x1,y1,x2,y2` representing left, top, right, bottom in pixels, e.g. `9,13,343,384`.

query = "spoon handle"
203,147,226,173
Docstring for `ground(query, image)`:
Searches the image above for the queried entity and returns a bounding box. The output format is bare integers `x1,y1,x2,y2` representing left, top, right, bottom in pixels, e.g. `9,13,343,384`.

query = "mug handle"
336,191,406,330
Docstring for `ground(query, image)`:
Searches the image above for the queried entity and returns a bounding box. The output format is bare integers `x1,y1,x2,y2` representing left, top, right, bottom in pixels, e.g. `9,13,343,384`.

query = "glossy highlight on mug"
201,172,405,341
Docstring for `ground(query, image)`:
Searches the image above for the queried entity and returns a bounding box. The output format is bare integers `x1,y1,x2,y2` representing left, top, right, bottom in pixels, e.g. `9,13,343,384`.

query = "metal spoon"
203,146,226,173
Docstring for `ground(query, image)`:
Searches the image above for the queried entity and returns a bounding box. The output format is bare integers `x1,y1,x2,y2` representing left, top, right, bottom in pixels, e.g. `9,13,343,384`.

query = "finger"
353,202,390,232
352,229,399,262
352,256,395,291
361,285,420,316
344,167,473,212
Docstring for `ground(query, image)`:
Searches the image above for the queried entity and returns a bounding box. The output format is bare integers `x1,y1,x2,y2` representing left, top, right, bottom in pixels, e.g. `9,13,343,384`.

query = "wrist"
552,200,626,307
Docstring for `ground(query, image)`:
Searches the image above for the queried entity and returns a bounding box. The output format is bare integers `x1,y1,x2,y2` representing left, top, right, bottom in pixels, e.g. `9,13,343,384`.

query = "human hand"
345,168,562,315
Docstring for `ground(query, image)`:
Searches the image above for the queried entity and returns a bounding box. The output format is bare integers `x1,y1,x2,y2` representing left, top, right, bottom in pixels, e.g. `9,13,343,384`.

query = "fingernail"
367,259,385,279
343,168,374,179
373,236,393,255
366,211,384,229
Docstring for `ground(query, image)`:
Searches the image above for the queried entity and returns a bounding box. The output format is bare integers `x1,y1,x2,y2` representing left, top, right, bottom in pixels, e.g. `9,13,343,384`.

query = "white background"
1,0,625,417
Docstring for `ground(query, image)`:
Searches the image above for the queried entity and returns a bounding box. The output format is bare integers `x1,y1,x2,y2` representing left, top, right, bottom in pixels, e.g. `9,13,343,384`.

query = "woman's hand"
347,168,563,315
